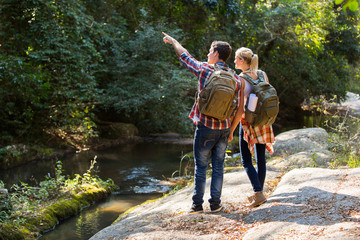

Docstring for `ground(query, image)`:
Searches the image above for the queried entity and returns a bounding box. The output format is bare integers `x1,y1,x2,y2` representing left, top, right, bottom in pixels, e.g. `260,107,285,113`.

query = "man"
162,32,243,213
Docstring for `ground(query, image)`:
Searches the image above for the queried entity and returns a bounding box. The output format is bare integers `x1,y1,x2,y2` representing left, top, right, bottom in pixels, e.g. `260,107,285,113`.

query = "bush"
0,158,115,225
100,24,196,134
308,95,360,168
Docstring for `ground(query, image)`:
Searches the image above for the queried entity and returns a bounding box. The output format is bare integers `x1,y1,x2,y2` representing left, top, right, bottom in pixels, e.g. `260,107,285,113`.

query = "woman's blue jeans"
192,123,230,207
240,126,266,192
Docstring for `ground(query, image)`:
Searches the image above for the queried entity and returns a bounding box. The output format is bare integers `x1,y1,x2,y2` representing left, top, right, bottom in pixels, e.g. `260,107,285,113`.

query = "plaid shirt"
179,52,242,130
240,71,275,154
241,121,275,154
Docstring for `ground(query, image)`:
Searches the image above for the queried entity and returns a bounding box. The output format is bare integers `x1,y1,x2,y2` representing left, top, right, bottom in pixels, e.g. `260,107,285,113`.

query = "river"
0,142,193,240
2,94,359,239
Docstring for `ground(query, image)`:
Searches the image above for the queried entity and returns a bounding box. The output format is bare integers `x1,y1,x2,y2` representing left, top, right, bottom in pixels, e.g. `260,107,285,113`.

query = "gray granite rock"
273,128,330,157
242,168,360,240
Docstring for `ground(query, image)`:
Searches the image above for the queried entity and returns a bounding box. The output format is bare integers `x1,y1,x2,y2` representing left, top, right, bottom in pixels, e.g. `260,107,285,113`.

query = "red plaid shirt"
240,72,275,154
179,52,242,130
241,121,275,154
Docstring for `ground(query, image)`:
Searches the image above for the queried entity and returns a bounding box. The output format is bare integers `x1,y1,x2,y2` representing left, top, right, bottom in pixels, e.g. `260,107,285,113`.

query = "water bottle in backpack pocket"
241,70,279,127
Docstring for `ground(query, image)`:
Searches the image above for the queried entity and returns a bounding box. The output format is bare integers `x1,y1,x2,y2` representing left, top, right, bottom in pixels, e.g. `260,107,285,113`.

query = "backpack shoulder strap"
213,63,236,78
239,77,245,113
240,72,256,85
241,70,267,84
213,63,228,71
257,70,266,82
211,63,219,71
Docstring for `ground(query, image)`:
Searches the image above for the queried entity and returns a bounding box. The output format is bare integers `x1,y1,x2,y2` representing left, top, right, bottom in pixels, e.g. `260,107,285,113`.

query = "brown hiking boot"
247,194,255,202
247,192,267,208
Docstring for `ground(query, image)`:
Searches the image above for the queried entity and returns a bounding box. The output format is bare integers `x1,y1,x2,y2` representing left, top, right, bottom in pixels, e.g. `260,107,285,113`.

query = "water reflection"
0,142,192,240
39,193,162,240
0,143,193,192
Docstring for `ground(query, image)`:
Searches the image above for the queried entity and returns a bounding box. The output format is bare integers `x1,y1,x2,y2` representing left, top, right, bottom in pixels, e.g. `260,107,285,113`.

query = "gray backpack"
197,64,238,120
240,70,279,127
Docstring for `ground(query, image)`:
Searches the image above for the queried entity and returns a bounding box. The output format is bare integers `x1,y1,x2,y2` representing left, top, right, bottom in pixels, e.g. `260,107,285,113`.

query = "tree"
0,0,101,144
0,0,359,146
229,0,359,121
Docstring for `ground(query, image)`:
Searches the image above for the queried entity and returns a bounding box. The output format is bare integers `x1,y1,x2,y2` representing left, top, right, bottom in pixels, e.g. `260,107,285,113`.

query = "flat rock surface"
90,169,282,240
90,168,360,240
243,168,360,240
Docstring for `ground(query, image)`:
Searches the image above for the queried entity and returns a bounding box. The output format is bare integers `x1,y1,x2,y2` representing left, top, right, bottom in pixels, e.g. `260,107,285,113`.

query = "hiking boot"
247,192,267,208
210,203,223,213
189,204,203,214
247,194,255,202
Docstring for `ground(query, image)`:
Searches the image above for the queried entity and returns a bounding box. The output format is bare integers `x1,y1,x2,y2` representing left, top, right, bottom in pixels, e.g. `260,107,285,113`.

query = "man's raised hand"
162,32,187,57
162,32,173,44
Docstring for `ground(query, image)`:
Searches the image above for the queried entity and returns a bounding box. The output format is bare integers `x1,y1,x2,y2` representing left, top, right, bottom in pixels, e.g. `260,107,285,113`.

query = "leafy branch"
335,0,360,12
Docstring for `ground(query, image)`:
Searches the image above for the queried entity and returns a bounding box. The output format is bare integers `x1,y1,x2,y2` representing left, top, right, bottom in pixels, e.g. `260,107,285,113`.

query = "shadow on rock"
246,186,360,226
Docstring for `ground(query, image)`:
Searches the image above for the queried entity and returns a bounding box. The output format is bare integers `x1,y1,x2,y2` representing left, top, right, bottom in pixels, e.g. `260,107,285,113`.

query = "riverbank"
2,91,358,171
90,128,360,240
0,160,117,240
0,141,195,240
2,93,359,239
0,122,144,170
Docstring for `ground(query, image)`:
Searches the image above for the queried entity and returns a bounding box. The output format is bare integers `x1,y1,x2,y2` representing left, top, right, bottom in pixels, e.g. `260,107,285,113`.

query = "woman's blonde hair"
235,47,258,73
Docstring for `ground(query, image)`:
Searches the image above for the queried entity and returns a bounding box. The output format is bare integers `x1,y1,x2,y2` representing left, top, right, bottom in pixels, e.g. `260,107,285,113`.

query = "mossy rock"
0,223,35,240
43,197,83,221
0,183,117,240
75,184,109,202
25,210,59,231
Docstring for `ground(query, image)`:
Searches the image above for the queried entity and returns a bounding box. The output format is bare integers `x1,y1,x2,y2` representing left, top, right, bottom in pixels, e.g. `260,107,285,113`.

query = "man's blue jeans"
240,126,266,192
192,123,230,206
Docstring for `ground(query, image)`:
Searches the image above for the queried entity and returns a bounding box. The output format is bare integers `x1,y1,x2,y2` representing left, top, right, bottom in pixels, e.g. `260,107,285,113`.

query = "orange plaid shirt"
241,120,275,155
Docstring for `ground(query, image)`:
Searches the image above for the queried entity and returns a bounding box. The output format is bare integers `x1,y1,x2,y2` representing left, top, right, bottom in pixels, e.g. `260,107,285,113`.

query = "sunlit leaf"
335,0,344,4
342,0,360,12
349,0,359,11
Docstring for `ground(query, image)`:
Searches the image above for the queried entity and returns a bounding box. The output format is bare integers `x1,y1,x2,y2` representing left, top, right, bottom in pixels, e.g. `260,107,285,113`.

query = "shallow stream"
0,142,192,240
1,108,347,239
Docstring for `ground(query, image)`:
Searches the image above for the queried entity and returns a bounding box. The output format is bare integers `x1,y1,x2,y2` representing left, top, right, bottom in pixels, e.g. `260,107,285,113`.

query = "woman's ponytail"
250,54,258,73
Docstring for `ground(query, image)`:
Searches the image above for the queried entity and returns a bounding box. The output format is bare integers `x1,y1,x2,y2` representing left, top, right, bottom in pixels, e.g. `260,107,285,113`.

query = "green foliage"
0,181,12,223
0,0,359,145
237,0,357,114
101,24,196,134
335,0,360,12
348,65,360,93
0,158,114,225
308,95,360,168
328,115,360,168
172,152,194,178
0,146,20,162
0,0,102,145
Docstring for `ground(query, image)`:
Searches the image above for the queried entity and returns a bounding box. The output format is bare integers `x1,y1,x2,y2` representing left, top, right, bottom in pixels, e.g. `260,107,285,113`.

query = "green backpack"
197,64,238,120
240,70,279,127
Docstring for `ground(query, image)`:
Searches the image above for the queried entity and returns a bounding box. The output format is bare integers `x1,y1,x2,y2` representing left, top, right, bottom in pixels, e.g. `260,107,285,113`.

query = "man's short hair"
211,41,232,62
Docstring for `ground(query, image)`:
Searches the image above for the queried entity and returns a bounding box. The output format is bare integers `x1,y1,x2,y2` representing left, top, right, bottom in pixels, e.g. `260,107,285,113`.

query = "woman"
229,47,275,208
